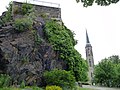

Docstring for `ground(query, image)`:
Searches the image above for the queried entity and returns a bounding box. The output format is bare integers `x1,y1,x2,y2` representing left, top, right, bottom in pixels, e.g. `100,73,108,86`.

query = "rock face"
0,15,66,86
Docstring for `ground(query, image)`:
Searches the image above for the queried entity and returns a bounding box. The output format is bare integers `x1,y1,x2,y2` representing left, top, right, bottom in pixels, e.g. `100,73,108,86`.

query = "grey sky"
0,0,120,64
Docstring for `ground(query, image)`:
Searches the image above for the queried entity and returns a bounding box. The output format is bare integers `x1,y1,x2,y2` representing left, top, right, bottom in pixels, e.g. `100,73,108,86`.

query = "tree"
76,0,119,7
94,59,115,87
113,63,120,87
108,55,120,64
94,55,120,87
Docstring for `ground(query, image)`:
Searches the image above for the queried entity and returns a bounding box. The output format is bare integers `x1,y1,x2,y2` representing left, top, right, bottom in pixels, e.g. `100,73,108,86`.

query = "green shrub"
24,86,43,90
5,2,12,21
0,87,20,90
20,80,25,88
1,2,12,24
43,69,76,89
32,86,43,90
14,18,33,32
21,2,33,15
46,85,62,90
0,74,11,88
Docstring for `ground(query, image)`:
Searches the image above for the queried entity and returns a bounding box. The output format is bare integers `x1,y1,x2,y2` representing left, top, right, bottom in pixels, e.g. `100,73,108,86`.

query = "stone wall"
12,1,61,19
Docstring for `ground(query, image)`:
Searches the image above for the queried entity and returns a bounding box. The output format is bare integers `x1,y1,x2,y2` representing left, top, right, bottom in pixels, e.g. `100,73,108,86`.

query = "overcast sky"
0,0,120,64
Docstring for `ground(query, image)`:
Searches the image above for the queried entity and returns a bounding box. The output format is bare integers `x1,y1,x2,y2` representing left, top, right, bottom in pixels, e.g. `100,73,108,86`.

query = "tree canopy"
94,55,120,87
76,0,119,7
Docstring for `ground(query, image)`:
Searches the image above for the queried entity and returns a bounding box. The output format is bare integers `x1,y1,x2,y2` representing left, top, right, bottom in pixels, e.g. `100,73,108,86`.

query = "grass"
0,87,21,90
0,86,43,90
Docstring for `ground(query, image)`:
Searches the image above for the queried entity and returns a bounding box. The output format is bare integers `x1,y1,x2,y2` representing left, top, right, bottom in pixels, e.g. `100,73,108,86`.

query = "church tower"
85,30,94,84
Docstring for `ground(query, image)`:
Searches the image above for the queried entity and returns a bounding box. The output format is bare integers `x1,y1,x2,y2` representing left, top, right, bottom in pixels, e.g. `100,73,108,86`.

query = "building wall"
85,46,94,84
12,1,61,19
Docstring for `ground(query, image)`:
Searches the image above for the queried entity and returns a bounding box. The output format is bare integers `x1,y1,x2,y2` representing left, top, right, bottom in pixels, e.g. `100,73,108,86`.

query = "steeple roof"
85,30,92,47
86,30,90,44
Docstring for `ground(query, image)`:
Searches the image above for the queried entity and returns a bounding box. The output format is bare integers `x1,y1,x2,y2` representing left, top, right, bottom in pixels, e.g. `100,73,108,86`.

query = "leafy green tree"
94,59,115,87
94,56,120,87
108,55,120,64
76,0,119,7
115,64,120,87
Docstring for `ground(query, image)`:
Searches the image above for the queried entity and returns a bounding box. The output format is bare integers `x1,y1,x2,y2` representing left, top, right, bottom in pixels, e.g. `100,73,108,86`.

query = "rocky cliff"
0,1,88,86
0,8,66,86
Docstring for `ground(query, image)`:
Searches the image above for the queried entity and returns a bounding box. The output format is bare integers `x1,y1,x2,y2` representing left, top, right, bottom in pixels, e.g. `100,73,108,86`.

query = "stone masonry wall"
12,1,61,19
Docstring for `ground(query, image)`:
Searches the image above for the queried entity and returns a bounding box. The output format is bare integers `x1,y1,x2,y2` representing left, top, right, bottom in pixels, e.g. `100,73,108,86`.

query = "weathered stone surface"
13,1,61,19
0,16,66,86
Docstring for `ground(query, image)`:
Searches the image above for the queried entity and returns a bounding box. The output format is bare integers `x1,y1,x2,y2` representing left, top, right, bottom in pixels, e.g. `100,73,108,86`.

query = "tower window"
89,59,92,67
88,54,91,56
91,72,93,78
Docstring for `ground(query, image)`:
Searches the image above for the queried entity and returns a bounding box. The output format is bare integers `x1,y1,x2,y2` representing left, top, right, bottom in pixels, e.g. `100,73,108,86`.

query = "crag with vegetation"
0,1,88,89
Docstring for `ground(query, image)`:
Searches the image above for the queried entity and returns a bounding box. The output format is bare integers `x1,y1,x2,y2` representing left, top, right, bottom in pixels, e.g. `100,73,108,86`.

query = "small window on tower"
89,59,92,67
91,72,93,77
88,54,91,56
88,49,91,56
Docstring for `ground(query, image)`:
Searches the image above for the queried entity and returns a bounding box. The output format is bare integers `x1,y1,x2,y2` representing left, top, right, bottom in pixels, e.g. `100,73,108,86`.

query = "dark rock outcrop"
0,15,66,86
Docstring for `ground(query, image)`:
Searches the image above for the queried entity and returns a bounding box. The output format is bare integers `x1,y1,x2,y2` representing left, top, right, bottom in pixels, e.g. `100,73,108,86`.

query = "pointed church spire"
86,30,90,43
85,29,94,84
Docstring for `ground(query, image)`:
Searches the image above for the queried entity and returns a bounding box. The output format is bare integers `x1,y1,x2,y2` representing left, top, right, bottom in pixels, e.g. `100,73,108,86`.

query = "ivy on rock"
44,20,88,81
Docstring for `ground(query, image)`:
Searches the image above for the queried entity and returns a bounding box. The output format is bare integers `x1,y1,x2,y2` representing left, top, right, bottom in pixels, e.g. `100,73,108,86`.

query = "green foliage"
43,69,76,89
111,63,120,87
21,2,33,15
14,17,33,32
76,0,119,7
0,74,11,88
0,87,21,90
1,2,13,24
0,86,43,90
5,2,12,21
40,13,47,19
45,85,62,90
14,5,36,33
32,30,42,45
20,80,25,88
44,20,88,81
21,56,29,64
94,55,120,87
13,5,19,14
30,86,43,90
108,55,120,64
